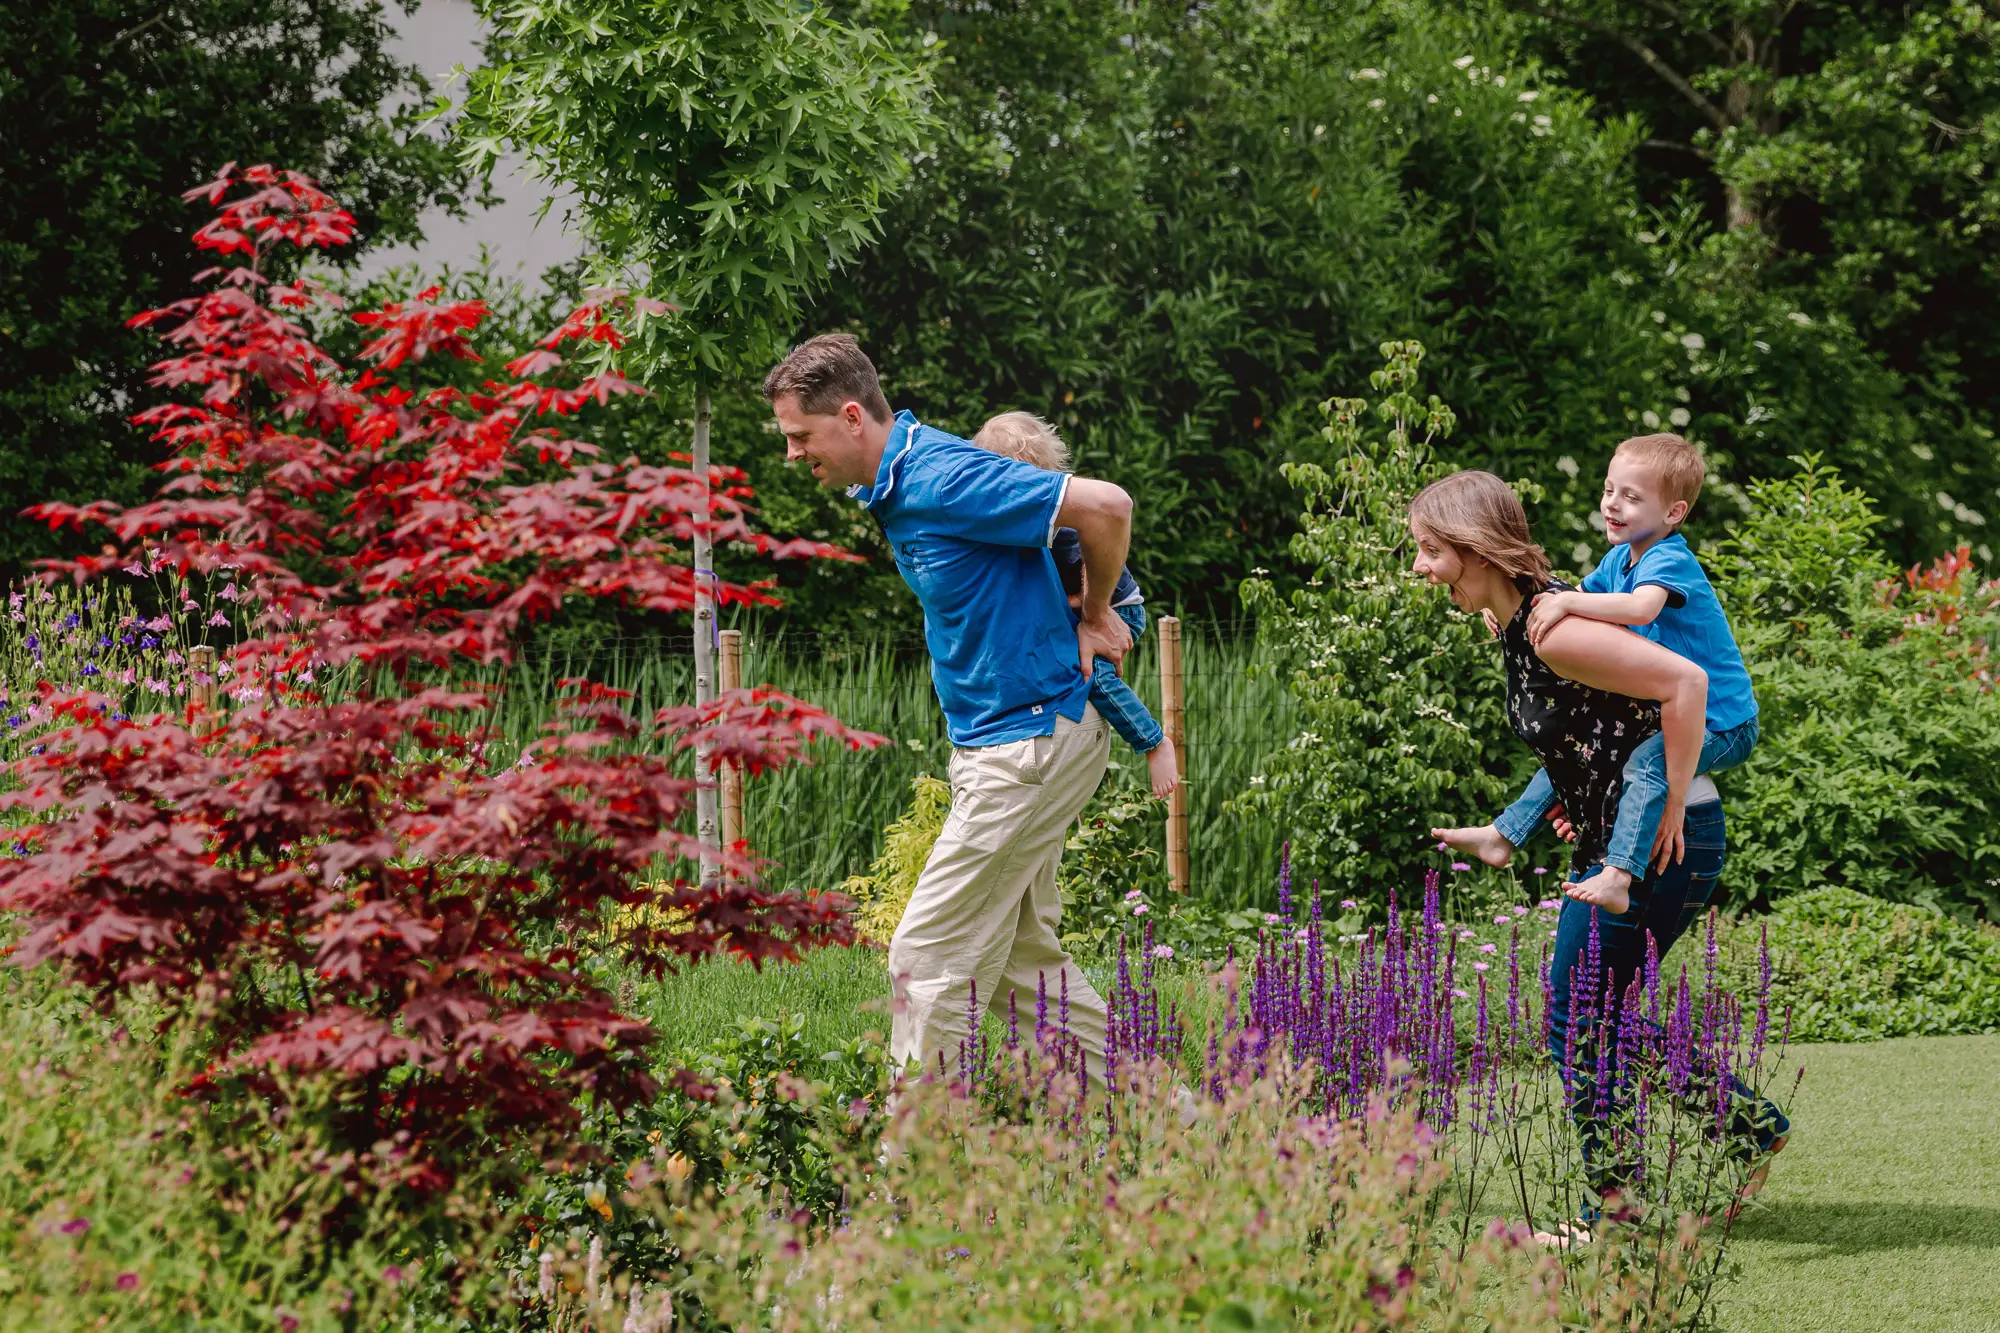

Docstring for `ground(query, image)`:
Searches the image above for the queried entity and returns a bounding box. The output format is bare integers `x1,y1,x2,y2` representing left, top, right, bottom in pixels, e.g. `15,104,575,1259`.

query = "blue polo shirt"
1582,533,1757,732
852,412,1089,746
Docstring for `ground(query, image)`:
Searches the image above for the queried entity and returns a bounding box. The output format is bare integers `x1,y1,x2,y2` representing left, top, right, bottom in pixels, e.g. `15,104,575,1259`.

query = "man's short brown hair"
1614,433,1706,511
762,333,891,423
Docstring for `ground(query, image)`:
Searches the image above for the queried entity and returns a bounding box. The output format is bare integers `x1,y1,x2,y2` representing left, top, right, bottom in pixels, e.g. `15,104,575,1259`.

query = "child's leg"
1494,769,1558,849
1115,602,1148,643
1599,731,1669,882
1602,718,1760,881
1088,660,1164,756
1702,717,1759,776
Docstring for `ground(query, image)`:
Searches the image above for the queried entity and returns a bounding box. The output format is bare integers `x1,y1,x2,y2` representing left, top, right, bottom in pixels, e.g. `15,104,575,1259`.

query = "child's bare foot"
1146,739,1179,799
1429,823,1514,868
1565,866,1633,915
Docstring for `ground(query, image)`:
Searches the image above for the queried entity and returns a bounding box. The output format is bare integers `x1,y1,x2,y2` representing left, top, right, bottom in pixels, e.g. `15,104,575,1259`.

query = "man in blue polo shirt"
764,334,1135,1076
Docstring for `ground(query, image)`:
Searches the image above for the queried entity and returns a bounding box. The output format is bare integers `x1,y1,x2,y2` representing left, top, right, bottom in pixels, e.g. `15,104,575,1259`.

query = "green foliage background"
0,0,475,574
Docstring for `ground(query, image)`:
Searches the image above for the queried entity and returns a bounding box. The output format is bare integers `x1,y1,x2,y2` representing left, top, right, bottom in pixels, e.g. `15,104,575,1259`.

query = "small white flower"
1355,67,1385,80
1669,407,1692,427
1681,332,1706,351
1454,55,1477,68
1368,98,1385,109
1788,311,1813,326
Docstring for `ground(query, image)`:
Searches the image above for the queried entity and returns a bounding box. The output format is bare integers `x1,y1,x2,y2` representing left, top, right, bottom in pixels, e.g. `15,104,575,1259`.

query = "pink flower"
1150,944,1173,960
218,582,239,602
1473,962,1489,972
1493,915,1512,926
1264,912,1281,925
207,612,228,627
1451,988,1469,999
1478,943,1496,953
1130,903,1148,915
59,1217,89,1235
1435,840,1449,852
383,1266,404,1285
1340,899,1358,910
121,563,145,577
1537,899,1559,910
1532,866,1548,875
115,1273,139,1291
118,667,136,685
1450,861,1471,872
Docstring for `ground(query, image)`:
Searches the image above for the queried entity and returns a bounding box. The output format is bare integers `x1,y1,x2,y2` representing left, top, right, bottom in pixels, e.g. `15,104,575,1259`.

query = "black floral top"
1502,579,1662,882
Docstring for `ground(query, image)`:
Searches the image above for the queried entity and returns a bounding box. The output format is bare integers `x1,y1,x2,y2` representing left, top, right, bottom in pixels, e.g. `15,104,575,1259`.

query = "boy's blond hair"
1614,433,1706,513
973,411,1071,472
1408,470,1552,585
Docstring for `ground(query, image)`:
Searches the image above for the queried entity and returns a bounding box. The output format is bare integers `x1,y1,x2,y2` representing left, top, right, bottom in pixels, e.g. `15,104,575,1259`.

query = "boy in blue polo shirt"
974,412,1179,799
1494,433,1759,915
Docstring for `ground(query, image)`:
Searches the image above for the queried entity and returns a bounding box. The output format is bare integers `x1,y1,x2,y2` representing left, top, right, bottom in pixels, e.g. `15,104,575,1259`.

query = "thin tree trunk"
692,385,719,885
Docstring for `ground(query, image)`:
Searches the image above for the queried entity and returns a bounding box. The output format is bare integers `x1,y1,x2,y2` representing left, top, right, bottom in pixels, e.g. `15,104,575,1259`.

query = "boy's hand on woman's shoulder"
1525,591,1573,647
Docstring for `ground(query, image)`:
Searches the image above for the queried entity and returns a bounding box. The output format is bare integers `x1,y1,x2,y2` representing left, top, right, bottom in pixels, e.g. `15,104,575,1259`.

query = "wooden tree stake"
719,628,744,853
1159,615,1189,894
188,644,217,712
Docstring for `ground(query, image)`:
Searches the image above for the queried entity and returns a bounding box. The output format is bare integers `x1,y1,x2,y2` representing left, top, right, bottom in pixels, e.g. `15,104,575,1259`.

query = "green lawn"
1721,1033,2000,1333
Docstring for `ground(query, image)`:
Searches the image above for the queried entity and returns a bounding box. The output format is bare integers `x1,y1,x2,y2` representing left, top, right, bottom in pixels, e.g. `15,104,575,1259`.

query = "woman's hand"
1651,798,1687,871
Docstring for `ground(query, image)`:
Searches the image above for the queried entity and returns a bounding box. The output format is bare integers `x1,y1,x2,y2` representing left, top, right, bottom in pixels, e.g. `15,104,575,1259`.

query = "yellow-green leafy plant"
839,774,952,942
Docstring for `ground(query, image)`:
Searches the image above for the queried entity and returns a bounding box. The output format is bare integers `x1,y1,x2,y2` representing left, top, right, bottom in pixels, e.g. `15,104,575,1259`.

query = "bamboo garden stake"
1158,615,1189,893
719,628,744,854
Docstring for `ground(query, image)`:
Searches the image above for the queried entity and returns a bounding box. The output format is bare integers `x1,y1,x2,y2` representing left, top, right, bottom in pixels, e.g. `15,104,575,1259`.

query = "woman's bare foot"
1430,823,1514,868
1146,739,1179,799
1565,866,1633,915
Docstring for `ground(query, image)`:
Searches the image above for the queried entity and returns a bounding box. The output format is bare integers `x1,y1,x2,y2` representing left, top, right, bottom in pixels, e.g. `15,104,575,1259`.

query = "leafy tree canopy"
0,0,477,576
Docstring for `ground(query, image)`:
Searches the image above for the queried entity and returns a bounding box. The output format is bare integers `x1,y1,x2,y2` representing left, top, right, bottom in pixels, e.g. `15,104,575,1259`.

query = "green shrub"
838,773,953,943
1722,888,2000,1043
0,967,500,1333
1714,457,2000,920
1239,340,1527,899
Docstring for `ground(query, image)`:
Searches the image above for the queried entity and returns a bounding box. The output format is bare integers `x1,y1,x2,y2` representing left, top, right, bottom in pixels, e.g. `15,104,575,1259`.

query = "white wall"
357,0,584,284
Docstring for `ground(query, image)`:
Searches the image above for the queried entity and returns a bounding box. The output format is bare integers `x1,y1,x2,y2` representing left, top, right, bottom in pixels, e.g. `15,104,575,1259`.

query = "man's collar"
849,410,917,509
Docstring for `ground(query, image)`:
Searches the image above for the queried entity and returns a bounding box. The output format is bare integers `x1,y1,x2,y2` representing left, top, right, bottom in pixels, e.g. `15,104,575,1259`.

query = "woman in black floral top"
1405,470,1787,1240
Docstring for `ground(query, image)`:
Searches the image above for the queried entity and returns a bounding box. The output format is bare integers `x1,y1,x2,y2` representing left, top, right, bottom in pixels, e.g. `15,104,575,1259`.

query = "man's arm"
1525,586,1670,647
1054,478,1134,679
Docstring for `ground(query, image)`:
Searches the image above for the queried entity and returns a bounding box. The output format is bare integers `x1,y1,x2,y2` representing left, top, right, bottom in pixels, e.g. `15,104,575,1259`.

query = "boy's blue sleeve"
1579,547,1623,594
1090,663,1165,753
925,448,1068,548
1630,542,1694,608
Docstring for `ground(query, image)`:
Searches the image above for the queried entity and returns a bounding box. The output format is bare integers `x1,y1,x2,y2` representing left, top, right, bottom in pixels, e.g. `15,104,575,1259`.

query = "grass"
494,619,1295,906
1720,1033,2000,1333
634,949,2000,1333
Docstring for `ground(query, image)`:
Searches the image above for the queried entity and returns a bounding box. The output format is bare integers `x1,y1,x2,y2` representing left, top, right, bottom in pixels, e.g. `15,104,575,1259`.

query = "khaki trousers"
888,707,1111,1078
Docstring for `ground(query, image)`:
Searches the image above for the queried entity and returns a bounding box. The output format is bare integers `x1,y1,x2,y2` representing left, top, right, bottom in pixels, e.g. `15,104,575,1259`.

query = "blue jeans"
1545,800,1789,1218
1496,716,1759,878
1088,603,1165,754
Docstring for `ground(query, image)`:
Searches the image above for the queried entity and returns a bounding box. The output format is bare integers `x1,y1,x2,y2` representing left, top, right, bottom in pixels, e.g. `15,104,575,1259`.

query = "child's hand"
1147,738,1179,799
1481,608,1502,640
1525,591,1572,648
1075,607,1133,681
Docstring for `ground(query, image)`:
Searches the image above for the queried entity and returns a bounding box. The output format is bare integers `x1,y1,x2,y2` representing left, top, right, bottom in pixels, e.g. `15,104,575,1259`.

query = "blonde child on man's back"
973,411,1179,798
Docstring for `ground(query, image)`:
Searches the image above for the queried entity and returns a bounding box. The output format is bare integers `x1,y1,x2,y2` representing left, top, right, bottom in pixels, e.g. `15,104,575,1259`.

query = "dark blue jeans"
1545,800,1789,1216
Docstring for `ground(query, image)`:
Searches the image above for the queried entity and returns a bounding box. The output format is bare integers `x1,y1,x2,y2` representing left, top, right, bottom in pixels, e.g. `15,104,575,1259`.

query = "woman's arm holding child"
1534,616,1708,872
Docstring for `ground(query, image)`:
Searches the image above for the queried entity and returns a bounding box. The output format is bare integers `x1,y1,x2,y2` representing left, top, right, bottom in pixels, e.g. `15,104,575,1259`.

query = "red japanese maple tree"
0,165,880,1188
